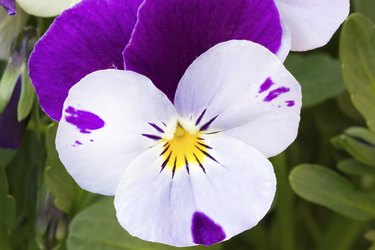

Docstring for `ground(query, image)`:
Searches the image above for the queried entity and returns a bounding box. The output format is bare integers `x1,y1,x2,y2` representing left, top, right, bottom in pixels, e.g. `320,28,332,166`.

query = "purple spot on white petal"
286,100,295,107
75,140,82,145
264,87,290,102
90,139,94,142
191,211,226,246
259,77,274,93
65,106,105,134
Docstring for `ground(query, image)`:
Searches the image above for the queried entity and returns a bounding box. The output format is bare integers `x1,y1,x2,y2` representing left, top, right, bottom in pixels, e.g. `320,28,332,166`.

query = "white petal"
174,40,301,157
17,0,79,17
277,20,291,62
275,0,350,51
115,134,276,247
0,8,26,60
56,69,176,195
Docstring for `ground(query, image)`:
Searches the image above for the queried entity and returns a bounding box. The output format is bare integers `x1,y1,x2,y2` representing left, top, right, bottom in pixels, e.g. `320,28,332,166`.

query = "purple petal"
29,0,143,121
124,0,283,101
0,79,28,149
0,0,16,15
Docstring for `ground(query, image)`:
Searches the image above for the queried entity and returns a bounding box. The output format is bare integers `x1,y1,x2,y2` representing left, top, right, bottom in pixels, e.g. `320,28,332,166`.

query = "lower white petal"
114,134,276,247
56,69,176,195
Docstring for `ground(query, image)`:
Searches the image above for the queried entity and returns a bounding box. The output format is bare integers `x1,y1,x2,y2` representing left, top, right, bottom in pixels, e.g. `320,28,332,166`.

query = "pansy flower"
0,7,28,149
0,78,27,149
29,0,348,122
56,40,302,246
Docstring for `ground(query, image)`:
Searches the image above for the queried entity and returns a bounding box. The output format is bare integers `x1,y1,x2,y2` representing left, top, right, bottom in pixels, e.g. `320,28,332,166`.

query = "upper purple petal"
29,0,143,121
0,79,28,149
0,0,16,15
124,0,283,101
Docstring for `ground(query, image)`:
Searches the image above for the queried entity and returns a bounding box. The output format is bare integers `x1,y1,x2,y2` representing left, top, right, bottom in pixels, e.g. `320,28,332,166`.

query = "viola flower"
1,0,80,17
0,78,27,149
29,0,290,121
56,40,302,246
29,0,349,121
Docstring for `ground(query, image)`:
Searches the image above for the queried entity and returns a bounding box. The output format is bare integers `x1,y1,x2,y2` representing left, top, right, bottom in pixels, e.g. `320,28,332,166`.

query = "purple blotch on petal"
65,106,105,134
191,211,226,246
264,87,290,102
75,140,82,145
259,78,275,93
286,100,295,107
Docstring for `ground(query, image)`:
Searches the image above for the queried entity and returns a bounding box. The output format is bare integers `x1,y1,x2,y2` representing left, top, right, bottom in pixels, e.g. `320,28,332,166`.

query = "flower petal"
124,0,285,101
275,0,350,51
56,69,176,195
17,0,78,17
0,0,16,15
115,134,275,247
278,20,291,62
29,0,142,121
175,40,301,158
0,79,28,149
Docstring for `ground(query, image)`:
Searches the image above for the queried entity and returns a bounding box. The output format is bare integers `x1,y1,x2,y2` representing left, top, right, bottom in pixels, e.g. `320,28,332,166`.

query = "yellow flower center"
161,123,208,175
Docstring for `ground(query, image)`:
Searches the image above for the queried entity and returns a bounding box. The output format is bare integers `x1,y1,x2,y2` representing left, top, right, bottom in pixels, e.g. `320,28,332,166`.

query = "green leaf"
340,14,375,132
68,198,221,250
317,215,365,250
0,167,16,250
0,150,17,168
354,0,375,22
338,158,375,176
290,164,375,221
285,53,345,108
332,127,375,167
45,124,98,215
365,230,375,250
17,66,35,121
0,55,25,114
336,92,364,122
